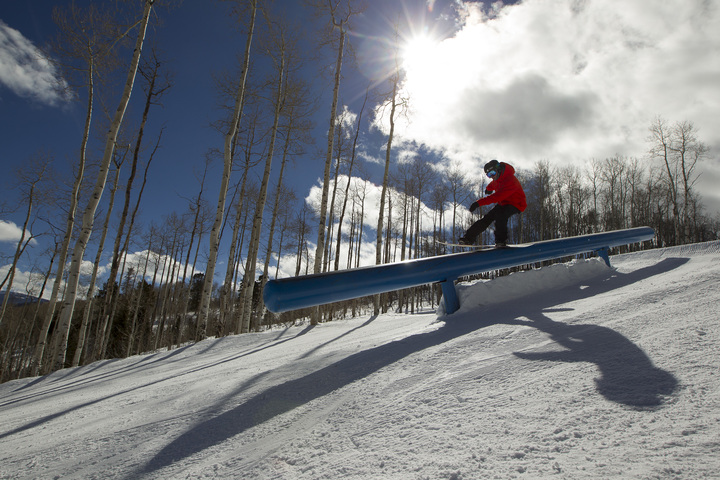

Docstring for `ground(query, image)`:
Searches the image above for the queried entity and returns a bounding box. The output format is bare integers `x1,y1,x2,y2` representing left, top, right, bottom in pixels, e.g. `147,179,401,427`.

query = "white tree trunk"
314,21,346,276
31,59,94,376
197,0,256,338
50,0,154,371
334,90,366,271
238,44,286,334
71,162,121,367
374,77,398,314
261,117,293,313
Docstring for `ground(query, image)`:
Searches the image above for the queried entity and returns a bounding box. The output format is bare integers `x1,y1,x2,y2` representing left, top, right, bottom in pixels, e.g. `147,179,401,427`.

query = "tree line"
1,0,717,383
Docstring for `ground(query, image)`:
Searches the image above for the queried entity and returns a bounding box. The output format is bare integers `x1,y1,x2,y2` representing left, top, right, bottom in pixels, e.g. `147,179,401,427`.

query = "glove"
469,201,479,213
485,187,492,195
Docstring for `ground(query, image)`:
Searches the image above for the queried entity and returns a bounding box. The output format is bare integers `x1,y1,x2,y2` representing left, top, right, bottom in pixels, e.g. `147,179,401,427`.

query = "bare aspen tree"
179,156,212,334
260,77,313,289
374,36,402,314
260,107,300,309
272,187,298,279
218,110,262,334
446,163,473,248
334,90,368,271
668,121,708,241
71,153,125,367
626,157,645,228
227,180,260,319
587,159,602,233
238,16,290,334
50,0,155,372
429,181,449,249
346,193,357,268
602,156,628,231
126,237,154,357
292,205,313,276
218,180,247,334
152,230,172,350
410,158,437,260
648,116,680,243
99,50,171,354
384,186,394,264
143,226,164,346
261,130,293,312
88,128,161,363
198,0,257,339
169,232,191,346
392,163,411,262
0,157,50,324
32,3,122,376
9,245,58,378
555,165,588,237
391,164,411,310
310,0,364,277
323,113,351,271
530,161,553,241
352,175,369,269
153,214,183,349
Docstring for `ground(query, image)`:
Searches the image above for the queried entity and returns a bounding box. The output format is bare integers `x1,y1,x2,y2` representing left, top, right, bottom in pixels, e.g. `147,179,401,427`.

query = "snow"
1,242,719,479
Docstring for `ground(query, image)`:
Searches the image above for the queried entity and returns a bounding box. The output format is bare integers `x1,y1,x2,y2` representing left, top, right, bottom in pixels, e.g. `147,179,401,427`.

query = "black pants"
465,204,520,244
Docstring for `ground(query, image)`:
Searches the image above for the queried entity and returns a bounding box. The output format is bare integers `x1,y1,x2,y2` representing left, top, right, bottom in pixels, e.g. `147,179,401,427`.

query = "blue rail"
263,226,655,315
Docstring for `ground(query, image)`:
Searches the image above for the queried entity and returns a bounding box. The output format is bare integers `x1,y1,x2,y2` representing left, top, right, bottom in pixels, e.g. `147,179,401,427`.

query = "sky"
1,0,720,295
1,242,719,477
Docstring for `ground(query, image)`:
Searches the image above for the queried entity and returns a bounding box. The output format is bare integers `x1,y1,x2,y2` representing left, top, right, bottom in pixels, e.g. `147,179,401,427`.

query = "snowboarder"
458,159,527,248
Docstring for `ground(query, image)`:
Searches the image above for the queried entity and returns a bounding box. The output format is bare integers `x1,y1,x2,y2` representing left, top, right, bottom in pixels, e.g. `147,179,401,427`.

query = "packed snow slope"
1,242,719,480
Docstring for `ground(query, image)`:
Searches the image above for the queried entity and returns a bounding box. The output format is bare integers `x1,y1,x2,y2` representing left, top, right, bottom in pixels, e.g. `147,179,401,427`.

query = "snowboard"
435,240,513,250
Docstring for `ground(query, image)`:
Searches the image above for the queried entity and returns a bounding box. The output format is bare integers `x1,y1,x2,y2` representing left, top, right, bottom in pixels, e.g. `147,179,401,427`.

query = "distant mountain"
0,291,47,307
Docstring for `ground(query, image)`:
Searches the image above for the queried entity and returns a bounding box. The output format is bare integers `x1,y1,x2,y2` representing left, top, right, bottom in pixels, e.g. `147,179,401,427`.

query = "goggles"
486,169,498,178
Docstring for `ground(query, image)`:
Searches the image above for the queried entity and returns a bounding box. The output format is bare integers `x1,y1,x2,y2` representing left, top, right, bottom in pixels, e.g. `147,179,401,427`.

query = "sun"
400,32,441,72
398,31,453,110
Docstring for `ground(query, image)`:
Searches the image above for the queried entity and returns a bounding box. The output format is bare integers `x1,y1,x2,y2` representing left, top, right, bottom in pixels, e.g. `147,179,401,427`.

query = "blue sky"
0,0,476,290
1,0,720,296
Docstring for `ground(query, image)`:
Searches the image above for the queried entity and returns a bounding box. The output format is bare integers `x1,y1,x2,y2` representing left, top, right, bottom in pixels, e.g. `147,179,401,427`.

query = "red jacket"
477,163,527,212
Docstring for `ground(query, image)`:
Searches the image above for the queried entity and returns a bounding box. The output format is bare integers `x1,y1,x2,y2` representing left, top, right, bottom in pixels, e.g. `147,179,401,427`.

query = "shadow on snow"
133,257,683,478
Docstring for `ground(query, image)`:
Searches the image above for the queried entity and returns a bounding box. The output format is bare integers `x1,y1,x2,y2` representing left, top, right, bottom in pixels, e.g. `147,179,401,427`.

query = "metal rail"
263,226,655,315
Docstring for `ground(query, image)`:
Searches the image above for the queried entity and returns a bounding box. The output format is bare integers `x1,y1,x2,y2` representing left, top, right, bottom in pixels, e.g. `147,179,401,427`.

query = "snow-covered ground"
1,242,719,480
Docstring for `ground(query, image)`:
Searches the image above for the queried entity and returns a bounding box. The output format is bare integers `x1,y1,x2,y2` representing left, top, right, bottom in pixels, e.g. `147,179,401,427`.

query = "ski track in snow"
1,241,719,479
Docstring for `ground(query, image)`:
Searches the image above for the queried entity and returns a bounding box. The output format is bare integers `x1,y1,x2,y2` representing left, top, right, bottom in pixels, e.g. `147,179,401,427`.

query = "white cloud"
374,0,720,182
0,220,26,243
0,20,70,106
302,173,476,259
0,220,39,251
116,249,197,285
0,263,50,299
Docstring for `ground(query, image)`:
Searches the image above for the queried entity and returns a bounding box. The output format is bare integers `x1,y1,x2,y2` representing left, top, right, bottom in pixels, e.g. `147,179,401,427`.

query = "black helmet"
484,159,500,175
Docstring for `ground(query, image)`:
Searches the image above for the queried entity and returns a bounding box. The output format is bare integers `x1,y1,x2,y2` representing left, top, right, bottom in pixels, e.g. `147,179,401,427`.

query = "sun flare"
399,32,457,112
401,32,440,71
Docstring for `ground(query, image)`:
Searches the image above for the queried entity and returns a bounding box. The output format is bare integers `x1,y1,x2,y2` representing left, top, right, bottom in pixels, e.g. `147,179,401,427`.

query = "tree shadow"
12,326,316,398
299,315,378,359
132,257,684,478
